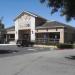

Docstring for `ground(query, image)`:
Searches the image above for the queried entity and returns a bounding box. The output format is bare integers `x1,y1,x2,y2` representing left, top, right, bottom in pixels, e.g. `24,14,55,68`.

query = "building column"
5,34,8,43
59,29,64,43
15,20,19,43
30,17,35,42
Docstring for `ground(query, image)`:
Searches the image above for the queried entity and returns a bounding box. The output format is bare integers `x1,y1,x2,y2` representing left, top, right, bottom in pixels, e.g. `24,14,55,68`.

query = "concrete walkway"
0,49,75,75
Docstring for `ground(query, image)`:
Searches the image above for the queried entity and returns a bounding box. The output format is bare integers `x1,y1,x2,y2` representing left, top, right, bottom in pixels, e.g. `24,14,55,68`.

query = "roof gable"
14,11,47,21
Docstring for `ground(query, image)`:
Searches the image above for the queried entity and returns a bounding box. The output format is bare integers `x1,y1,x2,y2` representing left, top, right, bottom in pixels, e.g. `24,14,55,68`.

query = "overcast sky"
0,0,75,28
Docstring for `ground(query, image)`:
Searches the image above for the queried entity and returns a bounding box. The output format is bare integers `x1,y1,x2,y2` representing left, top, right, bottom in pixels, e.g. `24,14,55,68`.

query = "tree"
0,17,5,43
0,17,4,29
40,0,75,21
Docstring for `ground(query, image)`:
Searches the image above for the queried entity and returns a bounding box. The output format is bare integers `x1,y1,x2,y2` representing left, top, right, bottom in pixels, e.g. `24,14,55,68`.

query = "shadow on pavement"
0,47,51,58
65,56,75,60
0,50,18,54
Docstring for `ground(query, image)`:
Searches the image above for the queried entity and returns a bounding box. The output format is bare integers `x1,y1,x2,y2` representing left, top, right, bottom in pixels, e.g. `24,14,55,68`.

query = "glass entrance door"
23,34,30,41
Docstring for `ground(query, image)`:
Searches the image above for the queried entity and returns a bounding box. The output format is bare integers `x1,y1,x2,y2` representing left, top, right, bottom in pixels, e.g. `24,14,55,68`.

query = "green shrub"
57,43,74,49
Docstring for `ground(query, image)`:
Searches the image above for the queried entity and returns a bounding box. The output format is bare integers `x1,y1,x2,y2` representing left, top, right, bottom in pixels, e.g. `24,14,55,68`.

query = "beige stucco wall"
35,28,64,43
6,30,15,34
15,19,19,41
59,29,64,43
5,27,15,34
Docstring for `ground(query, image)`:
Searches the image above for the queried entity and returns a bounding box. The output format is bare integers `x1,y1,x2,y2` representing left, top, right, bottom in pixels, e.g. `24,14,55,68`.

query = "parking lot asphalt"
0,46,75,75
0,45,51,57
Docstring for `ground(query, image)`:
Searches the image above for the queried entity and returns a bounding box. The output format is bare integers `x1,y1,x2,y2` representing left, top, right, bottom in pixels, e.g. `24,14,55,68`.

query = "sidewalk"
34,44,57,48
0,44,16,46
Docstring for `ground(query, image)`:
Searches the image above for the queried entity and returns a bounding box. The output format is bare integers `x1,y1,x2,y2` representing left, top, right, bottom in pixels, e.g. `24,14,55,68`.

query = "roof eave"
36,26,64,29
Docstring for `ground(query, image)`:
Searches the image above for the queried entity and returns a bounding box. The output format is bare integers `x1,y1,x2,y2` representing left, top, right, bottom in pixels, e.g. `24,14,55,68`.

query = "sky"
0,0,75,28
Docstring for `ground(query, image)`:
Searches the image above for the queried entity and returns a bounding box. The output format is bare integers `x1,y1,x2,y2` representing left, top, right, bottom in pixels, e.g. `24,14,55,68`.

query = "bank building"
4,11,75,45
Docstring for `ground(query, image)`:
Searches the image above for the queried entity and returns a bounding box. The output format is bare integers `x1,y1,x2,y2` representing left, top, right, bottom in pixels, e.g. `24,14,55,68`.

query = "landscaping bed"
57,43,74,49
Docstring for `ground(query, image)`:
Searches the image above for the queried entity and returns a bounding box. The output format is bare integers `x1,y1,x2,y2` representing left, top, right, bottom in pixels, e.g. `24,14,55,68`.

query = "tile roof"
5,26,15,31
36,21,74,29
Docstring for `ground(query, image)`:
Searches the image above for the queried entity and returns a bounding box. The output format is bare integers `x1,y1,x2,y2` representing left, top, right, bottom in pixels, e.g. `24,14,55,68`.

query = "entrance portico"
14,11,36,42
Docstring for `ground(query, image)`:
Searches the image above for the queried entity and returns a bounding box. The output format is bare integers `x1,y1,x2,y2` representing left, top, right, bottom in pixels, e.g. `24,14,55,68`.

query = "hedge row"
57,43,74,49
35,42,75,49
35,41,75,49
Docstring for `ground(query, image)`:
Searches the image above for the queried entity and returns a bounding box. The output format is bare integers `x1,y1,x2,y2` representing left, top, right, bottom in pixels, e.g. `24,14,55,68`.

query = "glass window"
10,34,15,39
